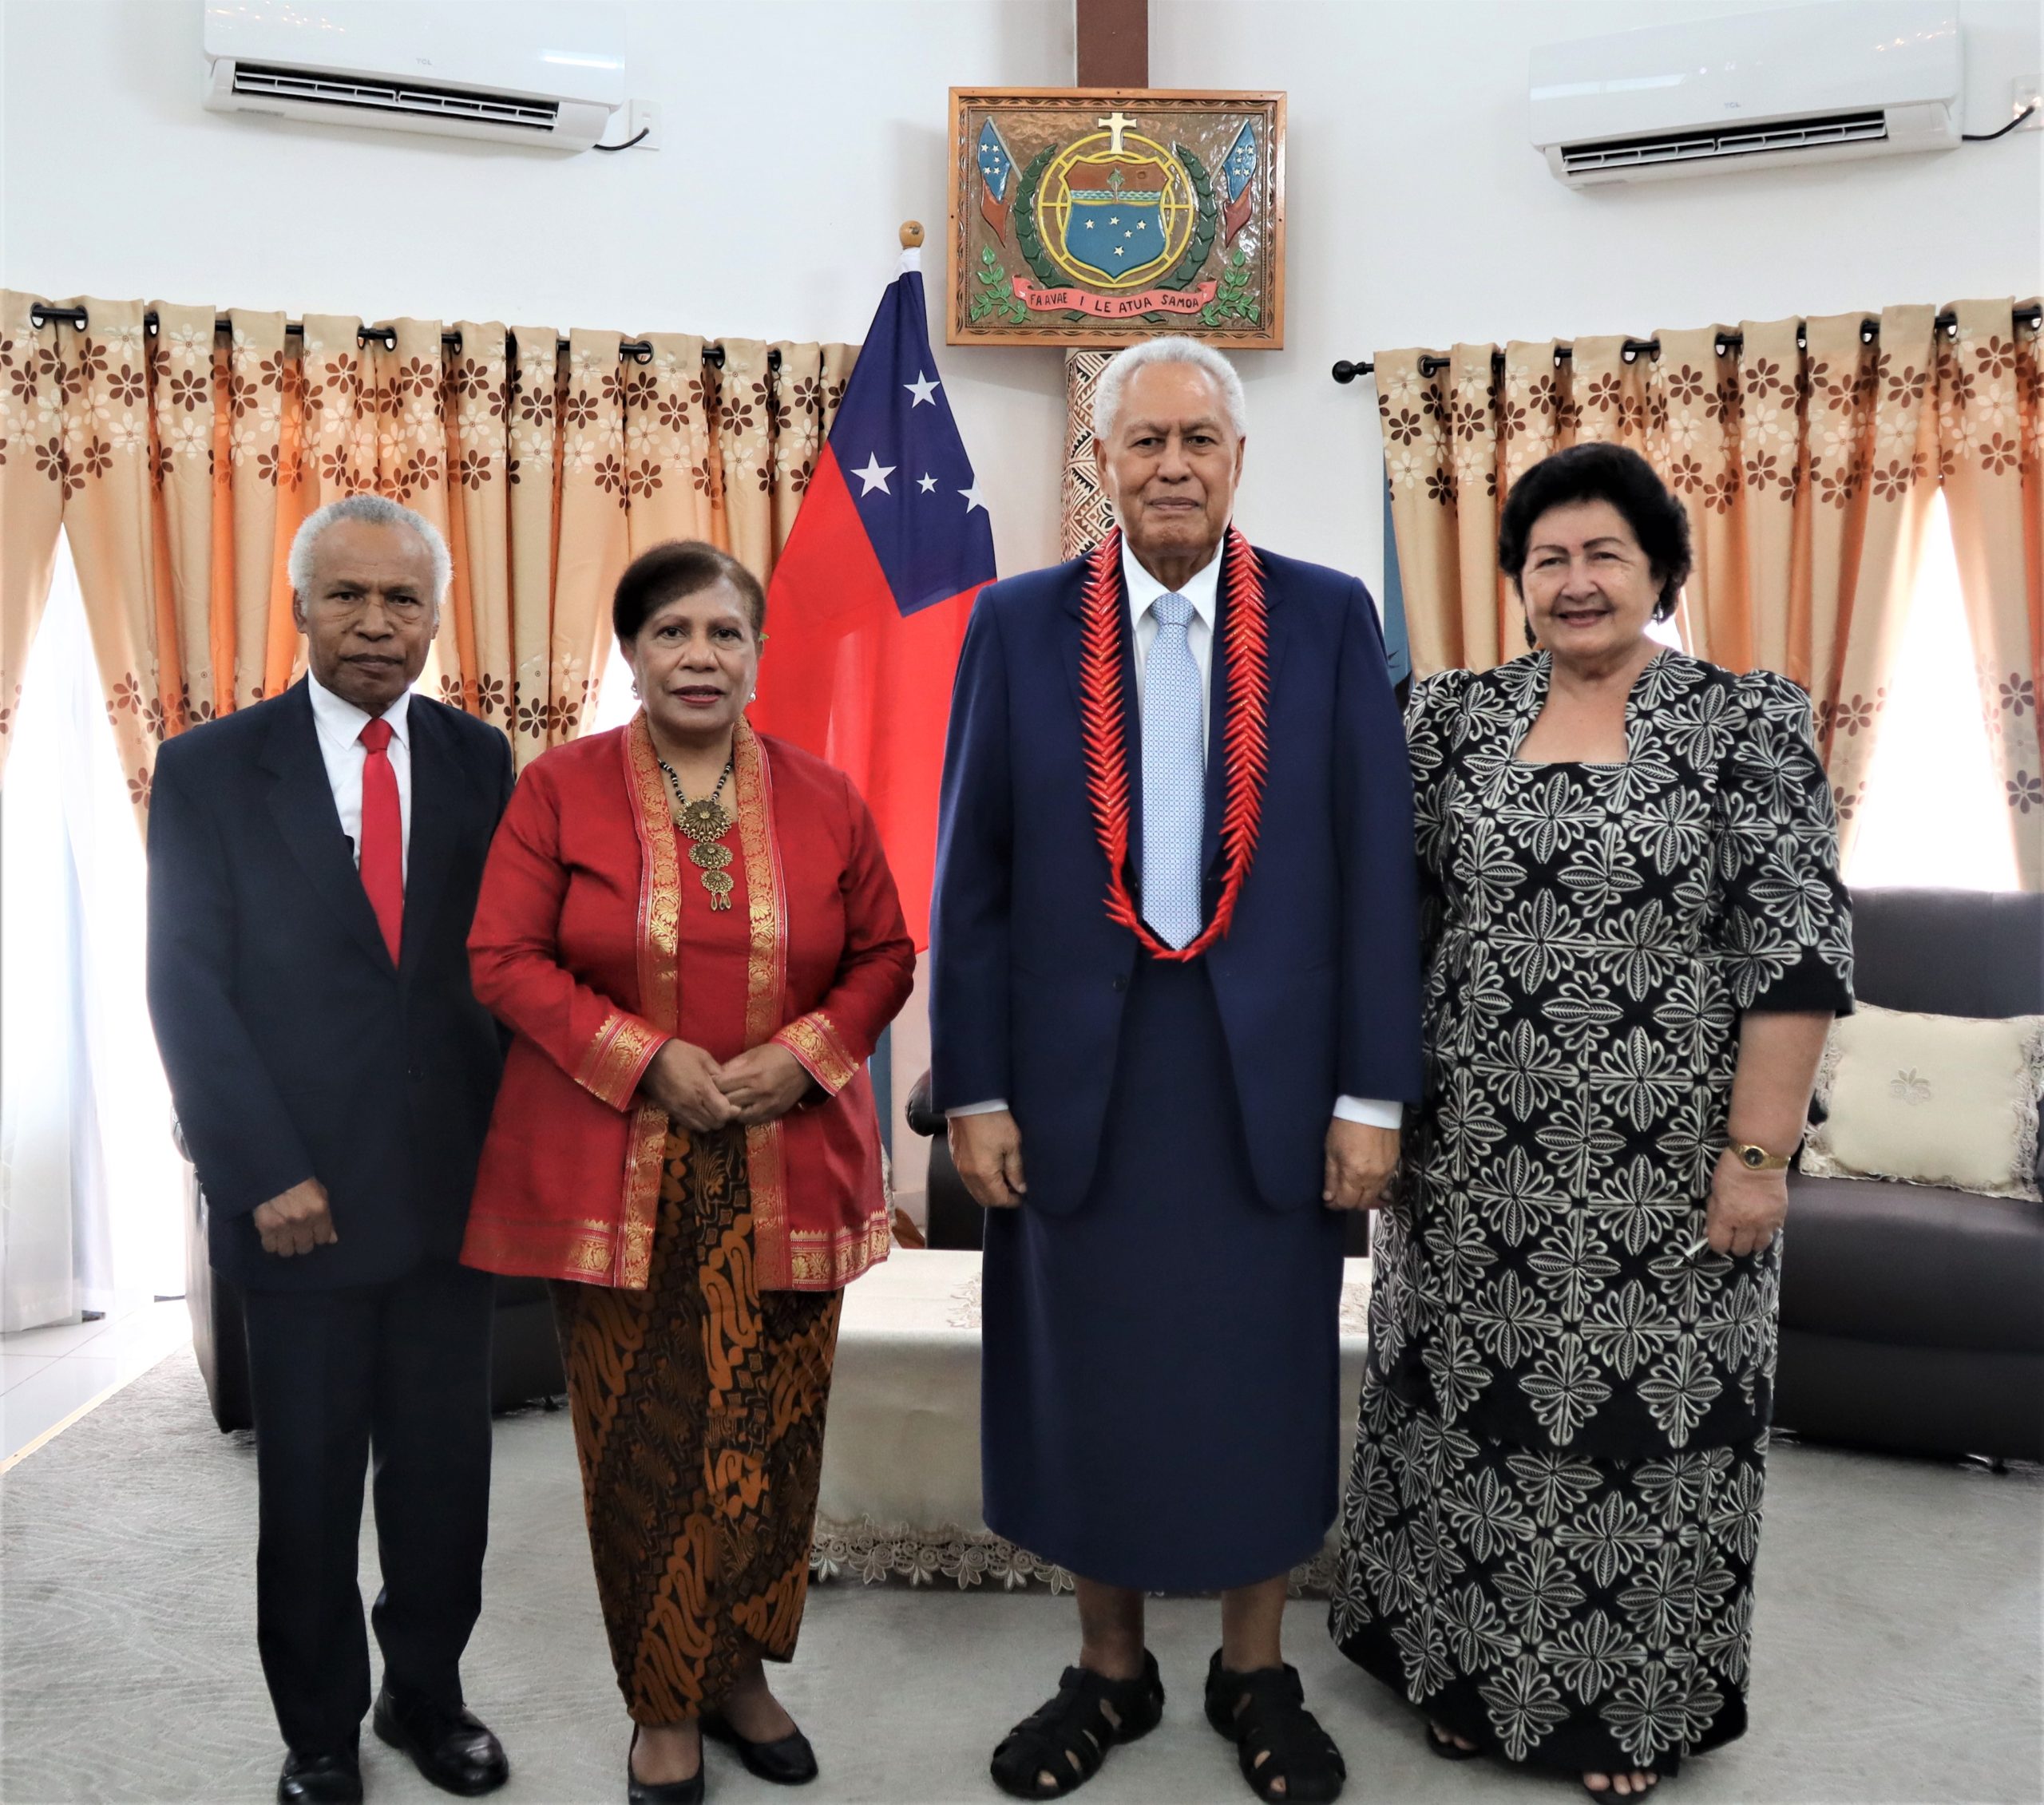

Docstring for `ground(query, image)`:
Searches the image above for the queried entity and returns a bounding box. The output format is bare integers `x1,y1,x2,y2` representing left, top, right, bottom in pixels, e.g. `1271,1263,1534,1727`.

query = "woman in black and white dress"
1329,444,1853,1798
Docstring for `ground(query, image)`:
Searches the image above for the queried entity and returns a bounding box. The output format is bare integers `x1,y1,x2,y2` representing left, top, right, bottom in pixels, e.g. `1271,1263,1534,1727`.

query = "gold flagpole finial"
900,221,925,248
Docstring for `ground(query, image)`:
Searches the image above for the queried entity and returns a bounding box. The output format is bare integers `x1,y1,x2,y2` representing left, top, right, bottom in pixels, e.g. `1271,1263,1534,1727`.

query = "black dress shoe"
628,1727,706,1805
372,1684,509,1795
278,1749,362,1805
703,1711,819,1785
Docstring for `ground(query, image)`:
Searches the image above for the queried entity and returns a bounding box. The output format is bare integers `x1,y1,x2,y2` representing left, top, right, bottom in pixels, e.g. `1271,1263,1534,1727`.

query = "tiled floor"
0,1297,193,1464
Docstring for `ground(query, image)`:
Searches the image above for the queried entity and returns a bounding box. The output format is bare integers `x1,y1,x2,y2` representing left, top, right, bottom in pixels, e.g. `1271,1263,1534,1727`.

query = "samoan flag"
977,120,1015,243
750,250,996,948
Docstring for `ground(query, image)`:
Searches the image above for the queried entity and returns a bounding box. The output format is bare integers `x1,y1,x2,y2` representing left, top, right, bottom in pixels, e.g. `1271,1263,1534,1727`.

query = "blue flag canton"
976,121,1013,201
1224,123,1258,203
830,271,997,618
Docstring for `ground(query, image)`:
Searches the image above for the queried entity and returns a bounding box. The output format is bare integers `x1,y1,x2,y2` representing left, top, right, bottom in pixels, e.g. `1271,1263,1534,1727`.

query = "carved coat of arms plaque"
948,88,1285,349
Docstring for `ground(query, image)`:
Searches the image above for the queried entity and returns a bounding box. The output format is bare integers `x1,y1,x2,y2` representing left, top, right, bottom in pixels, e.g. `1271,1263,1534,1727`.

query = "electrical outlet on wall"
627,100,661,150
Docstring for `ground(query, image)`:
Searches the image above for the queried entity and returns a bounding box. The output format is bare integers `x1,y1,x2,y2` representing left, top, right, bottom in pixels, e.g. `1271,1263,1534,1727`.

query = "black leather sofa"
182,1164,564,1431
1774,887,2044,1464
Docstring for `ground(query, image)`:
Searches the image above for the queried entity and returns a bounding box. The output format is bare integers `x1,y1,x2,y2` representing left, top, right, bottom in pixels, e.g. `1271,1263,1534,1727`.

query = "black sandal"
1202,1652,1347,1804
989,1652,1165,1799
1425,1722,1482,1761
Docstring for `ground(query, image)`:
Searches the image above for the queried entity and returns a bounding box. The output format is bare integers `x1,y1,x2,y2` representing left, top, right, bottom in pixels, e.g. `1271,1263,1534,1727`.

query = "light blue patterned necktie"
1141,590,1204,949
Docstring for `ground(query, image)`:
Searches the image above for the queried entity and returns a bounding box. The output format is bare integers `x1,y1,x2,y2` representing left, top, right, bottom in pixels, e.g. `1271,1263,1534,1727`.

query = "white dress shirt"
948,542,1401,1132
306,670,414,881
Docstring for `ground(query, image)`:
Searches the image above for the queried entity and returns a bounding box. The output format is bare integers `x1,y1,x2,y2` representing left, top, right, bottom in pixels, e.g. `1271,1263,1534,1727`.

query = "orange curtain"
1374,302,2034,865
0,291,854,810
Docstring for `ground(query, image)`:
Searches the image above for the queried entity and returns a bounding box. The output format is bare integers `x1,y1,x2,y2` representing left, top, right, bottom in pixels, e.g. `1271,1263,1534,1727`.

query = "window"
0,540,185,1327
1844,491,2019,892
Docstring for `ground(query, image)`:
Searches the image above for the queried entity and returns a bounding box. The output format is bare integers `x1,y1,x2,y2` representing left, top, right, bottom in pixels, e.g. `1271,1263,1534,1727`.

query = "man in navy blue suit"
148,496,513,1805
932,338,1422,1803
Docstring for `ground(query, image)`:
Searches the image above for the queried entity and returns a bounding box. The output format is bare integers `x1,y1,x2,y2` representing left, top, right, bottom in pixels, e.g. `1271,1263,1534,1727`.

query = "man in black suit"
148,494,514,1805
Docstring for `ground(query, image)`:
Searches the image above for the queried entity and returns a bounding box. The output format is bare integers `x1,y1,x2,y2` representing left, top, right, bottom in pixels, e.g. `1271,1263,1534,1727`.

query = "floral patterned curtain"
0,290,854,811
1373,301,2039,869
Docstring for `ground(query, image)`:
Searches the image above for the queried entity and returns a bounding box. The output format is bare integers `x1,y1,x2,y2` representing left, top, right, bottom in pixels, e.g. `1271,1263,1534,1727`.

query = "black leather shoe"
372,1684,509,1795
628,1727,706,1805
703,1711,819,1785
278,1749,362,1805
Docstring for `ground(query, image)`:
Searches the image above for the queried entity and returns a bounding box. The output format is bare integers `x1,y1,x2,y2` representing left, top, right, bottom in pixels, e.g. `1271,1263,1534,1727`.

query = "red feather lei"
1079,526,1270,962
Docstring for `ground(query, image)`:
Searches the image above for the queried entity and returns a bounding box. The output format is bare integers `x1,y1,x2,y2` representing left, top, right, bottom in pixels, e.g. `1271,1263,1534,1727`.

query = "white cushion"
1800,1003,2044,1202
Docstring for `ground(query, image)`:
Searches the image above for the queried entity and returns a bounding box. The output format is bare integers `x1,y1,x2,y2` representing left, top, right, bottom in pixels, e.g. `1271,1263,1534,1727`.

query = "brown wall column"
1075,0,1148,86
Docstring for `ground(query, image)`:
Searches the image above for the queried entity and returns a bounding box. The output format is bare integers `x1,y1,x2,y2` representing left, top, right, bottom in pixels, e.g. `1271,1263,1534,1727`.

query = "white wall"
5,0,2038,1205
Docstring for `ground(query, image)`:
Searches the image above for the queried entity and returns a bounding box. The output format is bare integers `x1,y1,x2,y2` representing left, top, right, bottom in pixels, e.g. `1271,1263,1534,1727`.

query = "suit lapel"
261,682,393,972
398,702,460,980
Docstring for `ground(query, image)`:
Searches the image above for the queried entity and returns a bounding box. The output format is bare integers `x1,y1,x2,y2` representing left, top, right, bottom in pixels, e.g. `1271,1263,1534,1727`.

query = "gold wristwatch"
1729,1140,1792,1172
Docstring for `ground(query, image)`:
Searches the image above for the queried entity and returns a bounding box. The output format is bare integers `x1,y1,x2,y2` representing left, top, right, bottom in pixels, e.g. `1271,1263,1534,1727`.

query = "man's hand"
252,1178,337,1257
640,1040,739,1134
948,1109,1028,1210
715,1044,813,1126
1324,1120,1400,1212
1705,1150,1788,1257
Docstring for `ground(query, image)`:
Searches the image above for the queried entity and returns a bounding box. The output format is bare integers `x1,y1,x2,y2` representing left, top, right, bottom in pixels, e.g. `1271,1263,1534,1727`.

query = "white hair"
1092,336,1248,443
287,493,450,603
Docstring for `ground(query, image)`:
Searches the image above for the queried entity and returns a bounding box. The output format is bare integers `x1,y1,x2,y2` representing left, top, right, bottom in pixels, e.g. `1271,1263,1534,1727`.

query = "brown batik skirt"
552,1123,842,1725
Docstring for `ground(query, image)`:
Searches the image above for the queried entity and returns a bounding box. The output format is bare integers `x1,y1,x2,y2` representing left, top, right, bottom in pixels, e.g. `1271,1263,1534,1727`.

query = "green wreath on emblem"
1153,146,1220,295
1014,148,1064,293
1015,144,1222,319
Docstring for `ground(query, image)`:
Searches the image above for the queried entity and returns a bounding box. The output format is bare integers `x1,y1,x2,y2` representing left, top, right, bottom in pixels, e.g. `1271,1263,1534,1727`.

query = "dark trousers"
241,1259,495,1756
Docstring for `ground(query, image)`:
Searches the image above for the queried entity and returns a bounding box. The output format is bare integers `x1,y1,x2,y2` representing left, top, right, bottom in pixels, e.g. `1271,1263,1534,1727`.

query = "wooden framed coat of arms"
947,88,1285,349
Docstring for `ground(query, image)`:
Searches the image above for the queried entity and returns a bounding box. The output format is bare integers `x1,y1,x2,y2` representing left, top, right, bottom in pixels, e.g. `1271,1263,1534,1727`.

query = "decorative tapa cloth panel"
1061,349,1116,559
0,291,857,807
806,1247,1370,1594
1372,302,2043,885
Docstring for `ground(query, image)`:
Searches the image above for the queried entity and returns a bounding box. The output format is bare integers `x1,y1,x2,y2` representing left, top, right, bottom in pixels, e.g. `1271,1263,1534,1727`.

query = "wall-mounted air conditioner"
202,1,626,152
1531,0,1962,187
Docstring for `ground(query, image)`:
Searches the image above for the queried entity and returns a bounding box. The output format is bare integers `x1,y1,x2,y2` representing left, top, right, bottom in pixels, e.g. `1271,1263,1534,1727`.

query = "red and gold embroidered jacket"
461,714,914,1292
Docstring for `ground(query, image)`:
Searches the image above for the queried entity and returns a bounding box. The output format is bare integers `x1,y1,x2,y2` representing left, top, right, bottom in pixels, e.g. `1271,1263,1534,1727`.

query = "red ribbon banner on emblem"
1010,278,1220,319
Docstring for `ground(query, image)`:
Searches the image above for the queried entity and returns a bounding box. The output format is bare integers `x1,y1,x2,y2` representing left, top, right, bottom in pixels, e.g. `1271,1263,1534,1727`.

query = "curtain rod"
21,303,780,371
1330,304,2044,384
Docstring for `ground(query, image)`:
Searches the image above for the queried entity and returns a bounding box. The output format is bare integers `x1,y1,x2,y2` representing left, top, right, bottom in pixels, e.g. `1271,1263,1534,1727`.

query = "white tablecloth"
810,1248,1371,1592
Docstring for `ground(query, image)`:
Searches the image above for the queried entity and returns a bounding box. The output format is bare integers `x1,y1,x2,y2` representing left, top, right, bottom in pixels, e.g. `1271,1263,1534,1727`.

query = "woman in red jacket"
463,540,915,1805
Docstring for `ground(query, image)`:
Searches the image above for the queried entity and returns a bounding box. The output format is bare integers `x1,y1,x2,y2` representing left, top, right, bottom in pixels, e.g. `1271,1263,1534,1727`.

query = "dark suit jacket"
929,545,1424,1216
146,681,514,1291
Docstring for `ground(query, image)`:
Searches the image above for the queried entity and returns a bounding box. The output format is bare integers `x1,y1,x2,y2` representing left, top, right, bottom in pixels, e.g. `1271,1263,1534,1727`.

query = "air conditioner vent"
1561,109,1889,176
230,62,561,132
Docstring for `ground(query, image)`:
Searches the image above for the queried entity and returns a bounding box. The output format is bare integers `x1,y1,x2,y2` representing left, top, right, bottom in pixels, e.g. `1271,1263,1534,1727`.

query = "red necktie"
357,718,404,964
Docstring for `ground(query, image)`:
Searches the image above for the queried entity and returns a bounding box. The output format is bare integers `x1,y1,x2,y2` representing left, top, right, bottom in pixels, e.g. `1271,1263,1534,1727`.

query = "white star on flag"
904,373,941,407
917,473,937,494
852,453,895,496
960,481,988,514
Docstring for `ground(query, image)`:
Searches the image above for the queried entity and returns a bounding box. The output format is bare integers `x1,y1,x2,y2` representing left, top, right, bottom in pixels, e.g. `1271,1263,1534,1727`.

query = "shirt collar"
1121,536,1222,633
307,668,413,752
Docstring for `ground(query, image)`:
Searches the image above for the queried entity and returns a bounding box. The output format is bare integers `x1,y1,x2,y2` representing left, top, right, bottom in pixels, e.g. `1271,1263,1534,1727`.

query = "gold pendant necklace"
657,753,736,910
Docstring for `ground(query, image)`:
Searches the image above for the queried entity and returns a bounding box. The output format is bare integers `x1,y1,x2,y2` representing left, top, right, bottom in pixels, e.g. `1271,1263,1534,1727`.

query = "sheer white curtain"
0,541,183,1331
1846,493,2021,893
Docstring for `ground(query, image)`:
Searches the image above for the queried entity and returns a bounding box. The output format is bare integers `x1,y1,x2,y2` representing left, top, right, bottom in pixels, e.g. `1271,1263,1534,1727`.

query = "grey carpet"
2,1347,2039,1805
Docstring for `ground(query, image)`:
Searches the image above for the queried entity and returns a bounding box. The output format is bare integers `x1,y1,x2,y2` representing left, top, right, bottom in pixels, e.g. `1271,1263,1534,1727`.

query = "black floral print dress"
1329,649,1852,1777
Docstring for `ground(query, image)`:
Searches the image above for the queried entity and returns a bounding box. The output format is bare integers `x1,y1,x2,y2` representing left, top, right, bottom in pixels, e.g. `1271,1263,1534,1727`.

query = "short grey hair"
1092,336,1248,443
287,493,450,603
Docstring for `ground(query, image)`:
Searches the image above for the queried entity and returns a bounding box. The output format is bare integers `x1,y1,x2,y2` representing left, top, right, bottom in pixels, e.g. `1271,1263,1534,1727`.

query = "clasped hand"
641,1038,811,1131
253,1178,337,1257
